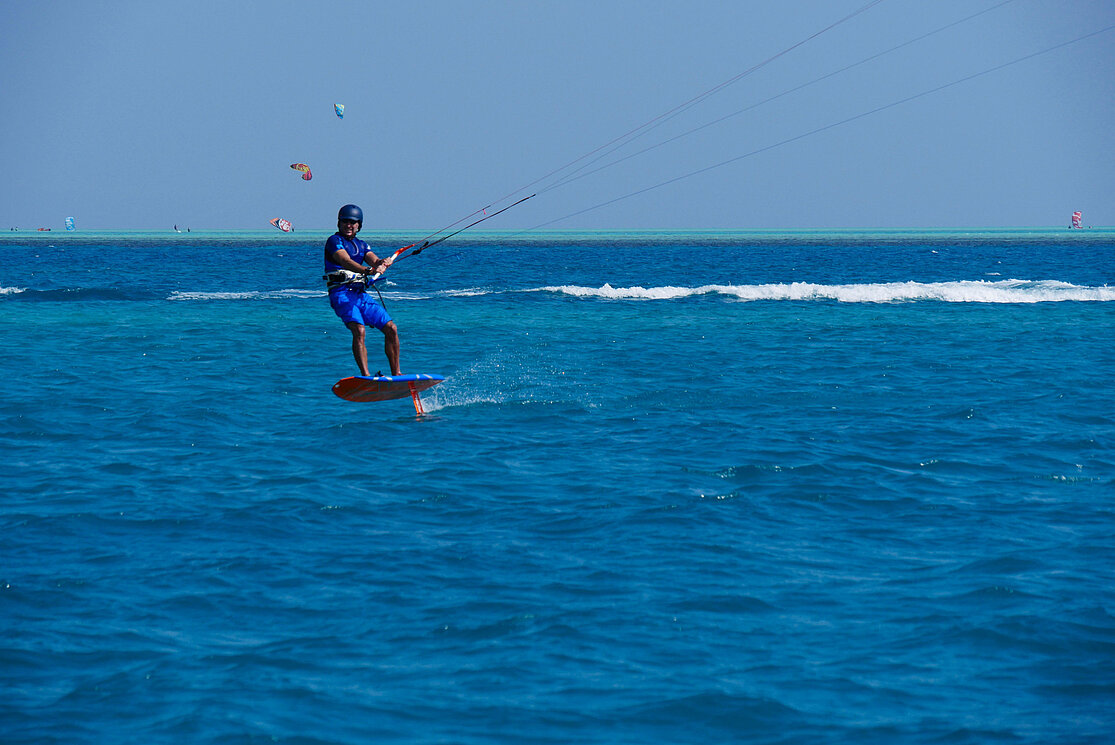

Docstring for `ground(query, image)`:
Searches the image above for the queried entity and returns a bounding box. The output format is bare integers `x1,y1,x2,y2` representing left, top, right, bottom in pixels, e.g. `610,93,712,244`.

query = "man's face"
339,218,359,238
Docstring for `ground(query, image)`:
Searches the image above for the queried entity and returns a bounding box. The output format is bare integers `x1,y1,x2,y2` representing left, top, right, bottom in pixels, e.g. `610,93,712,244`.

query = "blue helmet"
338,204,363,224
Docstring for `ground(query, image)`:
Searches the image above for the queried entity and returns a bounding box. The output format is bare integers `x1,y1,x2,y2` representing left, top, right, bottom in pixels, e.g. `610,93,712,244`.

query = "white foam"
442,287,494,297
168,289,324,301
536,280,1115,304
160,280,1115,304
384,291,433,301
0,286,26,296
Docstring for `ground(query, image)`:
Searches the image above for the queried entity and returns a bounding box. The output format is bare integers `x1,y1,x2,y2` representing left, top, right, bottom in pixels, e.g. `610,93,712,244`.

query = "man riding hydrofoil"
323,204,401,377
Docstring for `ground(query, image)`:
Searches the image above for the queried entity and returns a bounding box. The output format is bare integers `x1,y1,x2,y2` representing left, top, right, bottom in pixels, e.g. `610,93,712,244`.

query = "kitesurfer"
324,204,401,376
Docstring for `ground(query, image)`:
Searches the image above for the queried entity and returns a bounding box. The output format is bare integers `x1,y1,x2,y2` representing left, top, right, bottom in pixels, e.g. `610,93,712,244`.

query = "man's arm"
329,248,382,275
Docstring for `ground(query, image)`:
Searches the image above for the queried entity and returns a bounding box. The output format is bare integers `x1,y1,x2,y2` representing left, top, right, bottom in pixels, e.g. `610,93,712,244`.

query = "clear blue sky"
2,0,1112,230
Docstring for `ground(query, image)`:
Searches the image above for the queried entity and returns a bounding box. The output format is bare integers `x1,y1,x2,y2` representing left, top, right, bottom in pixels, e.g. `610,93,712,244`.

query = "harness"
323,269,366,291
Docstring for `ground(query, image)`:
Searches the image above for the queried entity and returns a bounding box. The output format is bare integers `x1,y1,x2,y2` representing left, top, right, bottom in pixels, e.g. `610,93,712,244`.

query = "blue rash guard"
324,233,392,329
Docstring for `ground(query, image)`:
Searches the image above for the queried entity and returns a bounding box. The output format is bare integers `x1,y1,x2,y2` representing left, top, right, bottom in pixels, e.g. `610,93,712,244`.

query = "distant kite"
334,103,344,119
290,163,312,181
65,216,75,231
270,218,293,233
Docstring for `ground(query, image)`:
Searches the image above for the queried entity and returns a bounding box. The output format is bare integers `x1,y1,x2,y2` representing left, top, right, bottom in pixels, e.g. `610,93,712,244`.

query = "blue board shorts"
329,287,392,329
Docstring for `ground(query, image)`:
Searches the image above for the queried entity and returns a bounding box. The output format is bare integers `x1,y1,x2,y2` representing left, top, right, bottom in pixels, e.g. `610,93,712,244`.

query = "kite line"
405,0,891,252
525,21,1115,230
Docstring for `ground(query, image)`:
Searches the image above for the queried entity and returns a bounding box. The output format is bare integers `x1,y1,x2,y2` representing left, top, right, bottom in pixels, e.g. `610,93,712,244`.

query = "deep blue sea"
2,228,1114,744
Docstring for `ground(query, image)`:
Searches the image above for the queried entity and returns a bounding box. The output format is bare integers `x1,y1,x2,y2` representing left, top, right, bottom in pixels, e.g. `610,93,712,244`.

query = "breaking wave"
534,279,1115,303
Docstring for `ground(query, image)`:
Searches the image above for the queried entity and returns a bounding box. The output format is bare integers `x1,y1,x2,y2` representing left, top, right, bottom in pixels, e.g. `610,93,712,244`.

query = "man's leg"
382,321,400,376
346,322,370,376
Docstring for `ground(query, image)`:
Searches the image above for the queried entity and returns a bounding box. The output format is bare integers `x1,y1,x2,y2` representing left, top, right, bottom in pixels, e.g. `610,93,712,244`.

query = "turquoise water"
2,229,1114,743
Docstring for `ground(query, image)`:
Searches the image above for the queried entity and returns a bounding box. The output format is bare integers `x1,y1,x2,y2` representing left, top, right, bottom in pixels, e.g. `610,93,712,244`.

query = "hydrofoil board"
332,373,445,414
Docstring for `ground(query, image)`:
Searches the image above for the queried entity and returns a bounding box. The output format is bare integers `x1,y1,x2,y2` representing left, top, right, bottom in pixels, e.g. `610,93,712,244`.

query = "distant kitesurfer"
323,204,401,376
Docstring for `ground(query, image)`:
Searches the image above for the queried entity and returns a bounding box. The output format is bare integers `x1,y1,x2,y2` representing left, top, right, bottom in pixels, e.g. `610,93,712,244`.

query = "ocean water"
2,228,1113,744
